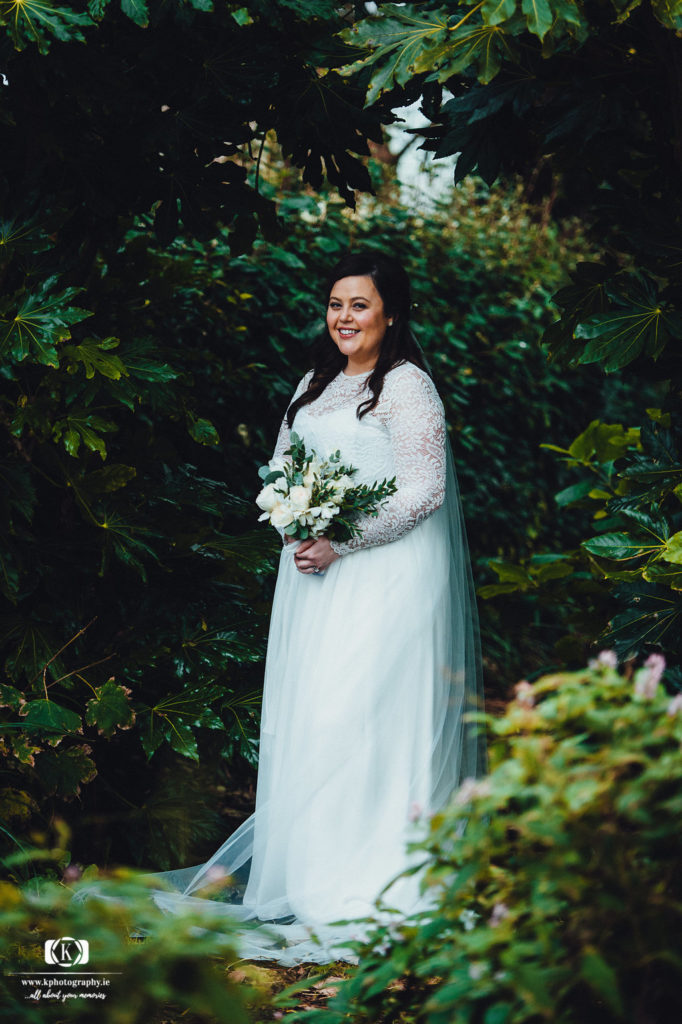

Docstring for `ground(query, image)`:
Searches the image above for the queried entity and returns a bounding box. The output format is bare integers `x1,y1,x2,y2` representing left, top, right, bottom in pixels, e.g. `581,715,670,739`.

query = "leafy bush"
334,0,682,691
0,822,259,1023
482,410,682,682
288,654,682,1024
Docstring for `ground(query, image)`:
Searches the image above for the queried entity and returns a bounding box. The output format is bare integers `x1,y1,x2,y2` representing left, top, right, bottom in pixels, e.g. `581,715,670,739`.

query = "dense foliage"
3,173,632,879
0,0,669,907
285,654,682,1024
0,0,392,878
334,0,682,672
0,830,258,1023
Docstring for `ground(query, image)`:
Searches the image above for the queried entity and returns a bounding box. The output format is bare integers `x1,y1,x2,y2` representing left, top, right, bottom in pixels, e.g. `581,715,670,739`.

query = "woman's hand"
291,537,340,574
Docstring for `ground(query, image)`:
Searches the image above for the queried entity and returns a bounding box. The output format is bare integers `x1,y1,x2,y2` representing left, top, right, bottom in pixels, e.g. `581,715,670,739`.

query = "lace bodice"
271,361,447,556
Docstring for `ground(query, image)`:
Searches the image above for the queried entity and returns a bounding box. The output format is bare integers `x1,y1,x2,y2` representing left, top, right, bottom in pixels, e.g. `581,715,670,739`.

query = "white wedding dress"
72,361,484,966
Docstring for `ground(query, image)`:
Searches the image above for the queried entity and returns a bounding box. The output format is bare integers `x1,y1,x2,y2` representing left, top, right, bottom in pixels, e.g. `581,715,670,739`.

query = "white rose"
256,482,284,513
270,502,295,529
289,485,312,512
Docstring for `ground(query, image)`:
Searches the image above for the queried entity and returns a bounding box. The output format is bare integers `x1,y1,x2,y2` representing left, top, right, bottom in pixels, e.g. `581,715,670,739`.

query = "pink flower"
489,903,509,927
667,693,682,717
204,865,228,882
408,802,423,822
514,680,535,707
590,650,618,669
453,777,490,806
634,653,666,699
644,652,666,684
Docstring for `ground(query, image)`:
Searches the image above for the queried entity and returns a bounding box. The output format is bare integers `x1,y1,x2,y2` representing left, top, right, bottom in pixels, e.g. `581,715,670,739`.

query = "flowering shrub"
287,655,682,1024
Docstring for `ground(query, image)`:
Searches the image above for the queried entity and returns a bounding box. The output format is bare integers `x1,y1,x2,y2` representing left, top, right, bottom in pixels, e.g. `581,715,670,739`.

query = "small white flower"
320,501,340,520
468,962,485,980
459,908,478,932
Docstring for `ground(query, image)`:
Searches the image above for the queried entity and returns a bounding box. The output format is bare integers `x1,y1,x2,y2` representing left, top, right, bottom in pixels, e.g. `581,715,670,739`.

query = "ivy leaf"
84,679,135,737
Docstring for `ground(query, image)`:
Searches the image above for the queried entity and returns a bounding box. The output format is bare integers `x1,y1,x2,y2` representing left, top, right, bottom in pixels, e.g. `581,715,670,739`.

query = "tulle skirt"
74,503,478,965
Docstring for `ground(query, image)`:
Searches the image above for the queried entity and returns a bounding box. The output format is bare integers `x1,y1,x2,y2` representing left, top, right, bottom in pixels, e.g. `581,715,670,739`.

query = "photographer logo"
44,938,89,967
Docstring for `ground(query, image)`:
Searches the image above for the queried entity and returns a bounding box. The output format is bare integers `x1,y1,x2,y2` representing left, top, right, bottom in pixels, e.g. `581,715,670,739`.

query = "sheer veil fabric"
72,361,485,966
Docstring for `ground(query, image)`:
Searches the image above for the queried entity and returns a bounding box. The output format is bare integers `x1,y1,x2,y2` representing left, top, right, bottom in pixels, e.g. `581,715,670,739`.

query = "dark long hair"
286,251,429,427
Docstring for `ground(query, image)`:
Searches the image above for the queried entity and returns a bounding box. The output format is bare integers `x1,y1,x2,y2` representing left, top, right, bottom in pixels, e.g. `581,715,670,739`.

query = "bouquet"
256,432,396,541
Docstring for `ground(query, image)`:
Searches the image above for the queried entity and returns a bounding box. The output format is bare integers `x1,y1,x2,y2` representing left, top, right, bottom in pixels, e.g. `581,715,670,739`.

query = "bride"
74,251,485,966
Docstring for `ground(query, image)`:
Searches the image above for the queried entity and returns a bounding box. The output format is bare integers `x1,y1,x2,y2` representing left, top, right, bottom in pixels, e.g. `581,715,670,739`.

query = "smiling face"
326,275,392,374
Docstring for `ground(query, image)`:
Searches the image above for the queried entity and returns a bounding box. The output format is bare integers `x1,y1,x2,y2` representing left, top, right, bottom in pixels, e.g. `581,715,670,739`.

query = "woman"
75,251,485,965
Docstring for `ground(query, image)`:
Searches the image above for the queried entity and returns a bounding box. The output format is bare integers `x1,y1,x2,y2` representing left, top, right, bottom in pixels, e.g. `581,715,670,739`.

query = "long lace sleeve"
329,366,446,557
